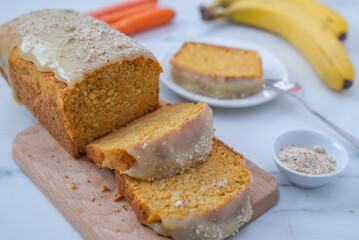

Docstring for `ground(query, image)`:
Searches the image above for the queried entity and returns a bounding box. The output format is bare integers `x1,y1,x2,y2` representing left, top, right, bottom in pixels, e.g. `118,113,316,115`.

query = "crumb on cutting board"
64,175,69,178
92,198,96,202
87,179,91,183
349,209,355,213
70,182,76,190
114,228,119,232
98,203,101,207
113,193,123,202
122,204,128,211
100,185,109,192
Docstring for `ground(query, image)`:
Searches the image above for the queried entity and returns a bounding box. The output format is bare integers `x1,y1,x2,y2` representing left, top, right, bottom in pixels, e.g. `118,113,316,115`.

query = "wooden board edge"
242,161,279,229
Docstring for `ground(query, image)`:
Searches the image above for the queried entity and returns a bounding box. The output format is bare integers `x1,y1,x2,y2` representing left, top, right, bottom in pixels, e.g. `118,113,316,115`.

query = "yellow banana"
201,0,354,90
209,0,348,40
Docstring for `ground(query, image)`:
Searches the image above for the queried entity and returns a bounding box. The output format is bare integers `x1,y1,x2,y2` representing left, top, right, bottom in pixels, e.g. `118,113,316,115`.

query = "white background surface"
0,0,358,239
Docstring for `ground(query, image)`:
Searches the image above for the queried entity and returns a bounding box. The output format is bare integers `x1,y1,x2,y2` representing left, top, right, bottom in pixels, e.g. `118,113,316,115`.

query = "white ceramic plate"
159,37,288,108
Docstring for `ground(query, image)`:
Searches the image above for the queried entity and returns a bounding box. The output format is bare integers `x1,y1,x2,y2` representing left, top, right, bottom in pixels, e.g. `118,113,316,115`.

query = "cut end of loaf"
63,57,161,156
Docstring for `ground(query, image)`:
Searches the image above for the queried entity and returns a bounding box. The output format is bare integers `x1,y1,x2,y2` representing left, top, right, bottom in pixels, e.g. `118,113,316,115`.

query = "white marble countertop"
0,0,358,239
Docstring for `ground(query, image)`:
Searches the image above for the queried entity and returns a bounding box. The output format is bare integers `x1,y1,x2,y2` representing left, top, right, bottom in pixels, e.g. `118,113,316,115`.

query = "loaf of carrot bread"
85,102,213,180
116,138,253,239
171,42,263,99
0,9,162,158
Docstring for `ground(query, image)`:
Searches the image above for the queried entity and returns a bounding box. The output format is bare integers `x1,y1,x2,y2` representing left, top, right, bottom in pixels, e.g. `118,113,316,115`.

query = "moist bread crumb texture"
116,138,253,239
85,102,214,180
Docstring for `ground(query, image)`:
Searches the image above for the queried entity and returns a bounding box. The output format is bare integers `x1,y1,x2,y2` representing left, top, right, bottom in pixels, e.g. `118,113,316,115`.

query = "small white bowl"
272,129,348,188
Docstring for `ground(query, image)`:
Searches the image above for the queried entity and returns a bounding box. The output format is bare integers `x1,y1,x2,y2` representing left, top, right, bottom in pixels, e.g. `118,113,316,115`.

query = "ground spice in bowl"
277,145,336,175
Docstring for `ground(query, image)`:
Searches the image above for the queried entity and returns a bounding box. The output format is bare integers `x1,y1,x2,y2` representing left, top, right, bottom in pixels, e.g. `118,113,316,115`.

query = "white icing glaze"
148,180,253,240
124,104,214,180
0,9,156,88
171,65,264,99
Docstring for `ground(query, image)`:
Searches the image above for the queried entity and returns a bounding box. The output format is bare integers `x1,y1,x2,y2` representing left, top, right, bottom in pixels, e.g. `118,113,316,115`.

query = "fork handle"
293,95,359,151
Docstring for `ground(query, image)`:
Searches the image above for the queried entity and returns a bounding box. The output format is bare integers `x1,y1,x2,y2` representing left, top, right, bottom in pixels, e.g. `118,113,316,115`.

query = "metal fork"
265,79,359,151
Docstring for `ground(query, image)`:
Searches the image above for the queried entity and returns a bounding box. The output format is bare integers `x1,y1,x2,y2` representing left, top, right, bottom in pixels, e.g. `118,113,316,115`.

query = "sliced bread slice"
170,42,264,99
115,138,253,240
85,102,213,180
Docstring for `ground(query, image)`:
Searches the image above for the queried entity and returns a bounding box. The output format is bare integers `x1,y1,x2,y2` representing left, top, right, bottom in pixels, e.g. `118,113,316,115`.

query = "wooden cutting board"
12,123,279,240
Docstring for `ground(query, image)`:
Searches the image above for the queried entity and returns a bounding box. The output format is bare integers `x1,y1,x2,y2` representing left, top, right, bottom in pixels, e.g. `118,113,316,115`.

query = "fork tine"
264,78,300,92
263,79,280,86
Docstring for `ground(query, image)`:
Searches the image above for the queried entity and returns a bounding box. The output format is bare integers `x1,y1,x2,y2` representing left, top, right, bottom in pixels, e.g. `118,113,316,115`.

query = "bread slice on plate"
115,138,253,240
170,42,264,99
85,102,214,180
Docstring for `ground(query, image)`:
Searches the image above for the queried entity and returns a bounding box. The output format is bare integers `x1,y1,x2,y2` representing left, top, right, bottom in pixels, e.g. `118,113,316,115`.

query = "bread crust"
5,48,78,157
85,146,136,171
116,170,150,223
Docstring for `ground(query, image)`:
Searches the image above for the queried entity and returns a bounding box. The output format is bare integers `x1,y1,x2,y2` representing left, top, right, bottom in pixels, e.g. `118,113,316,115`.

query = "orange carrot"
87,0,158,18
98,2,157,24
111,8,175,35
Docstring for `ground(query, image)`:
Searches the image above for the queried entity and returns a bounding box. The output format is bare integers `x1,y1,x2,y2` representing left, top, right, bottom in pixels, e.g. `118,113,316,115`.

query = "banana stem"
200,6,225,21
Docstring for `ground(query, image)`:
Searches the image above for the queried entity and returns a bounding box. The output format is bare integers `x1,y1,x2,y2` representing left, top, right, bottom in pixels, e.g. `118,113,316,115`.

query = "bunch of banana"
207,0,348,39
201,0,354,90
